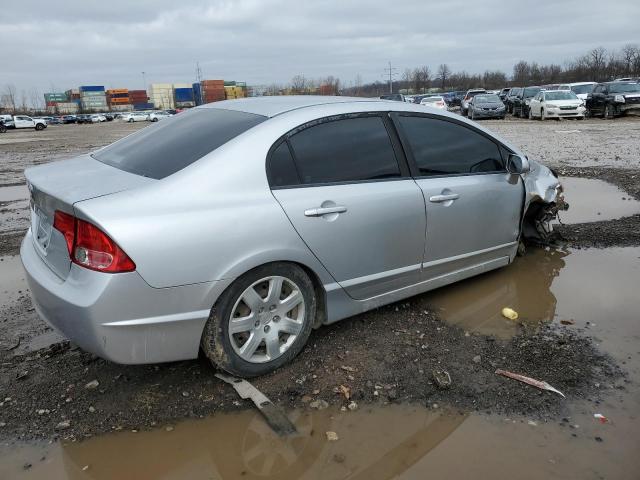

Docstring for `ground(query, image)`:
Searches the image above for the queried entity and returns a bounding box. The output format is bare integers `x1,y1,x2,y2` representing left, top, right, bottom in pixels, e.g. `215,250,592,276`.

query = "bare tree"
436,64,451,90
621,44,639,75
2,84,17,113
290,75,307,94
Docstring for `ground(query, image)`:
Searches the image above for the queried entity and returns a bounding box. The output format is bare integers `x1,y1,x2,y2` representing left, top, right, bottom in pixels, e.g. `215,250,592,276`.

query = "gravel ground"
0,293,624,442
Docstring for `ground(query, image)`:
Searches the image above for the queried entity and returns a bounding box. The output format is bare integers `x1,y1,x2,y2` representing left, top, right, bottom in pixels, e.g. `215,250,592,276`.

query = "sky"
1,0,639,95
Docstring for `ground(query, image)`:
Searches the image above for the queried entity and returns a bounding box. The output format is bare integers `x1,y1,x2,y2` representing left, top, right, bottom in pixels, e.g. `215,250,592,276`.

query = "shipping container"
175,101,195,108
173,83,192,89
79,85,105,92
44,92,68,102
107,97,130,104
106,88,128,95
174,88,194,102
133,103,154,110
47,102,79,114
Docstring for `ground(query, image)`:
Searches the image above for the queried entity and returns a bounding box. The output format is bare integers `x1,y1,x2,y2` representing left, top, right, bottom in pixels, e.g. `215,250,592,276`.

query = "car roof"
200,95,388,118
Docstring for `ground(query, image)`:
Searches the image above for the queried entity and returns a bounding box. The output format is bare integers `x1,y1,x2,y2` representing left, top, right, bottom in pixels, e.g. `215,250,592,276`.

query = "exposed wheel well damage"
521,196,567,247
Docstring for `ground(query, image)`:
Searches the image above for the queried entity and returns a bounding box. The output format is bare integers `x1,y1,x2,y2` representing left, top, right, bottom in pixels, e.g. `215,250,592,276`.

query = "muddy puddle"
558,176,640,224
2,246,639,479
0,184,29,233
0,255,27,303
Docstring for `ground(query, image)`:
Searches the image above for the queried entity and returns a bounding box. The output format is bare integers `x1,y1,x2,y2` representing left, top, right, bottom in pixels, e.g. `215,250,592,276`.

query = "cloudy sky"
1,0,639,94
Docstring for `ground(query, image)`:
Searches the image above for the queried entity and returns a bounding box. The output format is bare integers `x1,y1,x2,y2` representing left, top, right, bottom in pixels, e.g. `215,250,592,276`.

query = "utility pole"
195,62,203,105
383,61,398,93
141,71,146,92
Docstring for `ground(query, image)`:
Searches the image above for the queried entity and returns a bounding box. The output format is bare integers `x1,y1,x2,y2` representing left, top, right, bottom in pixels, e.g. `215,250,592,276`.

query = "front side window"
396,116,504,176
286,116,401,185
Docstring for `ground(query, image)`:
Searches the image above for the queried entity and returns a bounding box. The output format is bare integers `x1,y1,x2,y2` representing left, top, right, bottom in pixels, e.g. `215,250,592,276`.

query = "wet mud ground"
1,119,640,479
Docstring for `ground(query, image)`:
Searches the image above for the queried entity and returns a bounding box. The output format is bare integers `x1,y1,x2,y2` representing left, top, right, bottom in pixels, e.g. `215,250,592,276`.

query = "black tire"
35,123,44,131
152,117,158,122
0,125,6,133
128,118,134,123
604,103,615,120
540,108,545,121
513,105,519,118
201,262,316,377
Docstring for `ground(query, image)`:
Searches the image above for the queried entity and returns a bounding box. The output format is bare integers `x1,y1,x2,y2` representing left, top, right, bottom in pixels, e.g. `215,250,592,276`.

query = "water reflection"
59,407,466,480
421,248,569,338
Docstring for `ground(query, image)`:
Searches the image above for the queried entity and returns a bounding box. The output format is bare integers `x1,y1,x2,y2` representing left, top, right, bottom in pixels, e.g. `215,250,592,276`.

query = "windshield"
609,83,640,93
545,91,578,101
523,87,541,98
474,94,500,103
92,108,266,179
571,84,595,95
509,88,522,96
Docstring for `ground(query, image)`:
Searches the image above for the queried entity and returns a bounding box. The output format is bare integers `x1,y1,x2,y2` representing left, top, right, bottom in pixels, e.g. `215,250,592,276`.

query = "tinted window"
92,108,265,179
288,116,400,185
397,116,504,176
268,142,300,187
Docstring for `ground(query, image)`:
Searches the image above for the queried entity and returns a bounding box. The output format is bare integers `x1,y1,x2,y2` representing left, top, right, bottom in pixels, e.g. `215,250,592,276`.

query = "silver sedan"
21,96,562,377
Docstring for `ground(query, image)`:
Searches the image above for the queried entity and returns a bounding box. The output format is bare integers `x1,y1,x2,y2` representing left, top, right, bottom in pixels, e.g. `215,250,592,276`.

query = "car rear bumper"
21,229,226,364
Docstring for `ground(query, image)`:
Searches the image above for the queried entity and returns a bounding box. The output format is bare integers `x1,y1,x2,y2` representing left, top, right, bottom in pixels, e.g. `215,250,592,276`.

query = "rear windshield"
92,108,266,179
523,87,541,97
422,97,443,102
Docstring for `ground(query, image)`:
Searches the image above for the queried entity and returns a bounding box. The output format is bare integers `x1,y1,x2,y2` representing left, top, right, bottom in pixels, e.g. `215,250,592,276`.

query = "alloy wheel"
228,276,305,363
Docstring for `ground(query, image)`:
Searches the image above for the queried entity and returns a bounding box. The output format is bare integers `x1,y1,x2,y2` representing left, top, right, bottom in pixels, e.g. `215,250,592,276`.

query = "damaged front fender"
520,160,568,245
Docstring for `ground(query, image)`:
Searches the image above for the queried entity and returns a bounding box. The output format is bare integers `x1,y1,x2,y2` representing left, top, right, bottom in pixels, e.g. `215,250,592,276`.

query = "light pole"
141,71,146,92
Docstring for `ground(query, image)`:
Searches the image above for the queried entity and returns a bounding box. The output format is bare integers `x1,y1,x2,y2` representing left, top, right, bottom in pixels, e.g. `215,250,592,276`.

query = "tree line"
343,44,640,96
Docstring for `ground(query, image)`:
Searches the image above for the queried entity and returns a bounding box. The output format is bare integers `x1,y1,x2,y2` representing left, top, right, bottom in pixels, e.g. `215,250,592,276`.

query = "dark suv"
504,87,522,113
586,81,640,119
512,86,542,118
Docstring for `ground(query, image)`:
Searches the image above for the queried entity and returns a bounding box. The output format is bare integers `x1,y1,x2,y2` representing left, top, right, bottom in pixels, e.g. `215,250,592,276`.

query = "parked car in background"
460,89,486,116
449,91,465,107
420,96,447,110
512,86,542,118
76,114,91,124
122,112,149,122
504,87,522,114
148,111,173,122
2,115,47,131
498,88,511,102
556,82,596,101
62,115,77,124
21,96,562,377
0,119,7,133
46,116,63,125
380,93,405,102
89,114,106,123
528,90,586,120
586,81,640,118
467,93,506,120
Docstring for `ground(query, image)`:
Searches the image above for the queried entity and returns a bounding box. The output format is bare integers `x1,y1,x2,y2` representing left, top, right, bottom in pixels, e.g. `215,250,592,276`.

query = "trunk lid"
25,155,154,279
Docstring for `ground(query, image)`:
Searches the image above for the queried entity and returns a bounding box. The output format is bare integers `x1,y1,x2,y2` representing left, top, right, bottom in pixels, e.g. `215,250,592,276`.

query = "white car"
556,82,596,101
420,96,447,110
148,111,173,122
528,90,586,120
122,112,149,123
89,114,106,123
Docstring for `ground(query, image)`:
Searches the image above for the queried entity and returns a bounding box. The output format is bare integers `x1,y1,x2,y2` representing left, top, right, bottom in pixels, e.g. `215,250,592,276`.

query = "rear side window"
92,108,265,179
396,116,504,176
268,142,300,187
286,116,401,185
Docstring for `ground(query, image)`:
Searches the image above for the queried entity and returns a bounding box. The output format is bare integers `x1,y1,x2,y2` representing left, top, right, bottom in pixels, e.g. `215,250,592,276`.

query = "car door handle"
429,193,460,203
304,206,347,217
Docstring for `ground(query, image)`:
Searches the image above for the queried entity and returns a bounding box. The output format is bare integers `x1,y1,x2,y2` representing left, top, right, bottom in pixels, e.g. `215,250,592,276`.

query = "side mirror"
507,154,530,175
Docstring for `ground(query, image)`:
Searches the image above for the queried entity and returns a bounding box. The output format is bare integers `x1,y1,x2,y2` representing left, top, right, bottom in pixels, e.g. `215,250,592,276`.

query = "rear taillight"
52,210,135,273
436,101,444,106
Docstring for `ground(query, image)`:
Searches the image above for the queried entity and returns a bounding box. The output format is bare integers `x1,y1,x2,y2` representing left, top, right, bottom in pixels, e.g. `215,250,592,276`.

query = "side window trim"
389,112,508,179
266,112,411,190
